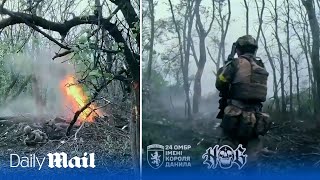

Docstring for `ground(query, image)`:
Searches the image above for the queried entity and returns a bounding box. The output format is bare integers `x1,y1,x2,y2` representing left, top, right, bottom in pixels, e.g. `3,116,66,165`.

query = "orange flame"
60,75,101,122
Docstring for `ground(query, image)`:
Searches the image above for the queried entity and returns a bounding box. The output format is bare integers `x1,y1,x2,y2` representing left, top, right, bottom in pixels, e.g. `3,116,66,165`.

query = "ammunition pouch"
221,105,255,139
221,105,242,137
221,105,271,140
238,111,256,139
254,112,271,136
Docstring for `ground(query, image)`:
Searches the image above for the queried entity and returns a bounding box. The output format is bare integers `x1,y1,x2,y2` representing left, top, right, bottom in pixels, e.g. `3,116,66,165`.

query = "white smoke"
0,47,75,120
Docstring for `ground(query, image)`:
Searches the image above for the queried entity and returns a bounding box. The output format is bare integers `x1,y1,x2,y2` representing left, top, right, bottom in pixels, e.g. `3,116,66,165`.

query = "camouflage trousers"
218,128,263,166
218,104,265,167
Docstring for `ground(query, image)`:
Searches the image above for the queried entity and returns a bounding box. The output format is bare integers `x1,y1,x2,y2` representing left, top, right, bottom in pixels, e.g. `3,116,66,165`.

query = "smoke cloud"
0,48,75,120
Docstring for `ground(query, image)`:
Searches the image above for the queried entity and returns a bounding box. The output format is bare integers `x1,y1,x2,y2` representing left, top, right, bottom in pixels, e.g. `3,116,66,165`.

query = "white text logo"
202,144,247,169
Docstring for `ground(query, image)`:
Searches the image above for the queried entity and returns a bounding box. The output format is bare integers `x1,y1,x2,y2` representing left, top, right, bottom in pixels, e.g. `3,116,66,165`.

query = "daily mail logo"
10,152,95,170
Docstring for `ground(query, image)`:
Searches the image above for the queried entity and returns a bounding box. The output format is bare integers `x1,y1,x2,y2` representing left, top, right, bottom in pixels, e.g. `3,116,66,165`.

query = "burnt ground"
142,107,320,173
0,114,133,176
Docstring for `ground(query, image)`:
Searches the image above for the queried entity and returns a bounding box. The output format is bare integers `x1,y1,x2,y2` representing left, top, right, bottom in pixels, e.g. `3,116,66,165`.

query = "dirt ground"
0,115,133,175
142,109,320,173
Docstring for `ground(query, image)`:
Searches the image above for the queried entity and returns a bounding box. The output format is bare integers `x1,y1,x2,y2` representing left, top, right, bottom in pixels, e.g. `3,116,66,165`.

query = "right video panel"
142,0,320,179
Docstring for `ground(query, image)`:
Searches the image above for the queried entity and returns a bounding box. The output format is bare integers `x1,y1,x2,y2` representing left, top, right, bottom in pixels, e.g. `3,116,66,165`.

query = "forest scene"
0,0,140,177
142,0,320,172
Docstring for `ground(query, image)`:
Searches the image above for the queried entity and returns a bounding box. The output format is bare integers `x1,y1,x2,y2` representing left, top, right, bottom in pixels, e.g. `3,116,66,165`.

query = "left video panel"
0,0,140,179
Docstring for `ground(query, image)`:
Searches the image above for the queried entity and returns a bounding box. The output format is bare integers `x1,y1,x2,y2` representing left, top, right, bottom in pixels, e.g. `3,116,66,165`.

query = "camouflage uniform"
216,35,270,164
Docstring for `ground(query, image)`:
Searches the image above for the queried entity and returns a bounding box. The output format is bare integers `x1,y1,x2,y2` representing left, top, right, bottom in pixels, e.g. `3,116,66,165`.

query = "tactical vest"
229,55,268,102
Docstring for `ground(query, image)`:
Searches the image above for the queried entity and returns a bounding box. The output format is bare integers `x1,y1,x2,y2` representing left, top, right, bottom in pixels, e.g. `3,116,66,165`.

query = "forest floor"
142,107,320,173
0,114,133,176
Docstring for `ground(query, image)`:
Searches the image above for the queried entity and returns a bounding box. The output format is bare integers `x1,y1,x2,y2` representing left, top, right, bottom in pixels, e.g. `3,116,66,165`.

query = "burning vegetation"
60,75,102,123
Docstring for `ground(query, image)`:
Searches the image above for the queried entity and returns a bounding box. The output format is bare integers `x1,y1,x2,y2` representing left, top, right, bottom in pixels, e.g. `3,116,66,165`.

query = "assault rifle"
216,43,237,119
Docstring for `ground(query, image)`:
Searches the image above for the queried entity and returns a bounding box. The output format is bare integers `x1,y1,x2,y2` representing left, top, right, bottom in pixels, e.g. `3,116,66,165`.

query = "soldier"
23,125,48,146
216,35,271,164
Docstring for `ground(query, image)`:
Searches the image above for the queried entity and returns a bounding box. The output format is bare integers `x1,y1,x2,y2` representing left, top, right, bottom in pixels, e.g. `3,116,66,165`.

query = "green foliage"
143,68,168,90
88,69,102,78
0,39,24,100
297,89,314,116
264,88,315,120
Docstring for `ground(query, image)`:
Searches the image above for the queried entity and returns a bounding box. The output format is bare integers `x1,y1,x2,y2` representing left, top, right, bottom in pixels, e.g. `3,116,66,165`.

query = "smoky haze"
143,0,317,120
146,0,307,98
0,47,75,120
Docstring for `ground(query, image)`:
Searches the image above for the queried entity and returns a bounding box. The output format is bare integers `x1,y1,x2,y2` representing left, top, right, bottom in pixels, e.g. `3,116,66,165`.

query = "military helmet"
236,35,258,47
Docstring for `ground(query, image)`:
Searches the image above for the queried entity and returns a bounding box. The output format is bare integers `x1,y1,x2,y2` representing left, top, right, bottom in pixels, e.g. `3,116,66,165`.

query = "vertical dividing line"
139,0,143,178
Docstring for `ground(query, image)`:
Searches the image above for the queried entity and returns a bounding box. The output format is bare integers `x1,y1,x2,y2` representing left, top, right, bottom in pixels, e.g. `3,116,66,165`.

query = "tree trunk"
146,0,155,82
302,0,320,121
274,0,286,112
216,0,231,72
130,81,140,176
261,29,280,111
291,13,314,109
183,0,195,119
254,0,265,42
286,0,293,115
192,0,214,114
168,0,195,119
293,59,300,113
300,3,316,103
29,0,45,116
243,0,249,35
